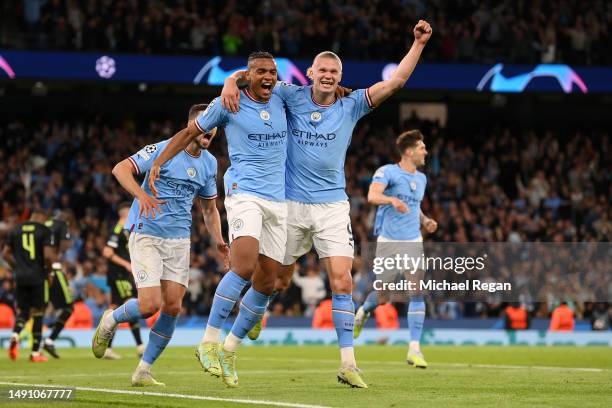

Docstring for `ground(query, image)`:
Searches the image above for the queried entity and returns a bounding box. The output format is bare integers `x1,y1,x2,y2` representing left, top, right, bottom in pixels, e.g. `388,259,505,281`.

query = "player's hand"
217,241,230,271
423,217,438,233
137,192,166,219
124,264,132,273
221,77,241,113
335,85,352,99
391,197,409,213
148,162,162,197
414,20,432,45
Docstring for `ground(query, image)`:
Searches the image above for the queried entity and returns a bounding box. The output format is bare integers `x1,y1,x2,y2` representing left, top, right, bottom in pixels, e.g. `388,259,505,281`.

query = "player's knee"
330,273,352,294
232,263,256,280
160,302,181,317
275,274,291,292
138,299,160,318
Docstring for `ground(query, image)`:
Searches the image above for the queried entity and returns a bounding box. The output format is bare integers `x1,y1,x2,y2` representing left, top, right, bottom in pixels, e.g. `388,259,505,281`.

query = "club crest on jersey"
187,167,196,178
311,111,322,122
231,218,244,231
410,181,417,191
260,110,270,121
137,270,148,282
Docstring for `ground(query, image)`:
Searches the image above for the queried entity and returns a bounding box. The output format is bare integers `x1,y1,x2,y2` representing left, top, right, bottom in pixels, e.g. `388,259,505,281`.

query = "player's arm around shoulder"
221,70,248,112
367,20,432,107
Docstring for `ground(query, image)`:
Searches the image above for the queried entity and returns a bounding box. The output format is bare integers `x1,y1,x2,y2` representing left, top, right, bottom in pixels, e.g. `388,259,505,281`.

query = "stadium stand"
1,0,611,64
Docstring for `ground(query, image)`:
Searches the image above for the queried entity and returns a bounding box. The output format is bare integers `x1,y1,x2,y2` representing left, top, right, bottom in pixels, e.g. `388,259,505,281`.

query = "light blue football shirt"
195,91,288,202
273,83,374,203
372,164,427,241
125,139,218,239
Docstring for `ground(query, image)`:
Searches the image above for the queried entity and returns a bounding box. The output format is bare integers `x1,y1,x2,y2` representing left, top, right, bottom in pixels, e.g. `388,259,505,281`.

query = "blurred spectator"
0,303,15,328
549,301,575,332
504,303,530,330
312,298,334,329
292,266,326,317
65,300,93,328
590,303,611,331
374,303,399,329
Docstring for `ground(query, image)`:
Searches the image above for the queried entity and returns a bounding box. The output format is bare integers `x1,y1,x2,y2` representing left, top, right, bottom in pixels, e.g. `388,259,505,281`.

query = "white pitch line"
0,381,332,408
437,363,604,373
239,356,607,372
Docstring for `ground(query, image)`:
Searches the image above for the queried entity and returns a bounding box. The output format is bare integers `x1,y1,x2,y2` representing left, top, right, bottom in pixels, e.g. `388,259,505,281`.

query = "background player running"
221,20,433,388
354,130,437,368
3,210,55,362
92,104,228,387
42,213,74,358
101,202,145,359
149,52,288,388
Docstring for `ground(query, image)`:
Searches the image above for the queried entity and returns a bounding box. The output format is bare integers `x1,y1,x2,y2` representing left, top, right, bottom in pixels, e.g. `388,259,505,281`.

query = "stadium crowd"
0,112,609,327
2,0,611,65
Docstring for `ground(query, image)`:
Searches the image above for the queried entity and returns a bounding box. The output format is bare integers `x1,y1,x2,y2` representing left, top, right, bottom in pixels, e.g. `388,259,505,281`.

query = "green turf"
1,346,611,407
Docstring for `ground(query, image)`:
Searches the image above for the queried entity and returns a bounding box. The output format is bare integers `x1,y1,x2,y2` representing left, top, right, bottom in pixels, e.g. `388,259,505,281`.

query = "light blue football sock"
230,287,269,339
142,312,178,365
362,291,379,314
112,298,142,323
207,271,248,329
332,293,355,348
408,295,426,343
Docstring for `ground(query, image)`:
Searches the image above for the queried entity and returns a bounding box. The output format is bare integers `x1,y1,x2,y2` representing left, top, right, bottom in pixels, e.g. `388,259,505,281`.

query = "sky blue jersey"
125,140,218,239
273,83,374,203
372,164,427,241
196,91,288,202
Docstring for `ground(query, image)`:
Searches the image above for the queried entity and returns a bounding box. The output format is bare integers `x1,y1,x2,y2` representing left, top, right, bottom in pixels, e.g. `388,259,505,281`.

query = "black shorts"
109,277,136,305
50,270,73,309
15,282,48,311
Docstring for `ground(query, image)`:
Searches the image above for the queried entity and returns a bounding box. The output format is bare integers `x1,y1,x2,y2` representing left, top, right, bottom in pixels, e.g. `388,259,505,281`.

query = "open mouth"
261,82,273,91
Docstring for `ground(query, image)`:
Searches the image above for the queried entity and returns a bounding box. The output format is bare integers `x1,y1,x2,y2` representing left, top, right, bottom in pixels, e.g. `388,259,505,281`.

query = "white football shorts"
225,193,288,264
283,200,354,265
128,233,190,288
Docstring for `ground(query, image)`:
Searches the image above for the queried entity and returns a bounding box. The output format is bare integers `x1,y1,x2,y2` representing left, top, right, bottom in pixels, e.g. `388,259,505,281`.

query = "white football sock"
223,332,242,352
202,326,221,344
340,347,357,368
136,359,151,372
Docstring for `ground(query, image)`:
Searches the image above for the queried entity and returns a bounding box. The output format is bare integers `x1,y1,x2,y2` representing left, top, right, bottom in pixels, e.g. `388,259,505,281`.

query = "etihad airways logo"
248,131,287,148
292,129,336,148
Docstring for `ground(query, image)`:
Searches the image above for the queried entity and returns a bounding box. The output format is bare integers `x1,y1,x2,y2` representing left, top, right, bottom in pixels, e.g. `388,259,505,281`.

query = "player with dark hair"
92,104,229,387
41,213,74,358
148,51,289,388
101,201,144,359
220,21,433,388
3,209,55,362
354,130,437,368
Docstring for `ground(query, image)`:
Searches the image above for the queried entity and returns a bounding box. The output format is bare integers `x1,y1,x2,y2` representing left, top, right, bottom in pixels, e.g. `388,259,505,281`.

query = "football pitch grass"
1,346,611,407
